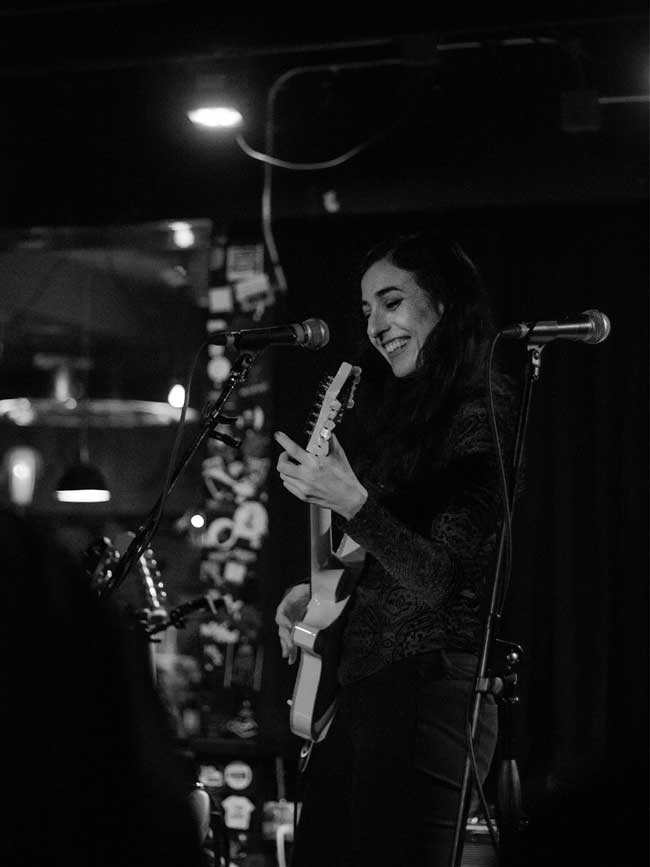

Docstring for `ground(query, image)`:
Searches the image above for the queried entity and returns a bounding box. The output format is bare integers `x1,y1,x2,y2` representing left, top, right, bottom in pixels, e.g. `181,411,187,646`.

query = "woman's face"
361,257,444,378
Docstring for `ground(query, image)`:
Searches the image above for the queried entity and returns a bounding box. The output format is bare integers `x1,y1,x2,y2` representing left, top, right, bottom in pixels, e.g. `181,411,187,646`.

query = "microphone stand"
98,350,258,601
449,340,545,867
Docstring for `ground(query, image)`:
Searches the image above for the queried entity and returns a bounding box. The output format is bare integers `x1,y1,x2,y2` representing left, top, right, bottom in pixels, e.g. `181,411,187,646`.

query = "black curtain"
264,199,648,817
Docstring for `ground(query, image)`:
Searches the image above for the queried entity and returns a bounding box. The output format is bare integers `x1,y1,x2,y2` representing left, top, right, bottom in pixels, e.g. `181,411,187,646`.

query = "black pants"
291,651,498,867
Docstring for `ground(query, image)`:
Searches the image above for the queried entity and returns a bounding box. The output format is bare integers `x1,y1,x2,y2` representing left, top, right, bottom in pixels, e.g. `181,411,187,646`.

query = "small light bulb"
190,512,206,529
168,384,185,409
169,222,195,248
188,106,243,129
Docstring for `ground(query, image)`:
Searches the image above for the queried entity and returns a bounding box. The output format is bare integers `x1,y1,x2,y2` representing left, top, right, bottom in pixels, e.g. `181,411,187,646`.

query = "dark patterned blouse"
338,395,512,685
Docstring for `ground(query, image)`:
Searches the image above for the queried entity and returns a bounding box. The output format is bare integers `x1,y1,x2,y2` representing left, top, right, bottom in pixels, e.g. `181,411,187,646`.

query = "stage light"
187,74,244,130
55,461,111,503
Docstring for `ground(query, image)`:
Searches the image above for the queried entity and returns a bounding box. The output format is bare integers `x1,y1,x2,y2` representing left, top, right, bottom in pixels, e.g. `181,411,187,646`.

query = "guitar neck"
304,361,362,581
310,503,333,574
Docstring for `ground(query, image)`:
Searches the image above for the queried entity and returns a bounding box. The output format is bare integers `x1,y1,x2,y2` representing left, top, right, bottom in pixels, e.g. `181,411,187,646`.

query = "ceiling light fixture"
49,357,112,503
187,74,244,130
55,460,111,503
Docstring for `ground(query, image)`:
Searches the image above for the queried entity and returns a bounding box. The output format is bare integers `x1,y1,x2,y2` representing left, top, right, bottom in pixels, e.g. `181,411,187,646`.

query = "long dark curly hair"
347,229,505,484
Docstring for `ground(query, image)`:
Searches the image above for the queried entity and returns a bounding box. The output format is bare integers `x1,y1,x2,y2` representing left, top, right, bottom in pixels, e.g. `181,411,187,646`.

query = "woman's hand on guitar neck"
275,583,310,665
274,431,368,521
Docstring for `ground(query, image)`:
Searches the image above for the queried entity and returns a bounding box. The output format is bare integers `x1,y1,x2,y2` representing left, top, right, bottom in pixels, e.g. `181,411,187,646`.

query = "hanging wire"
251,58,409,294
235,130,386,171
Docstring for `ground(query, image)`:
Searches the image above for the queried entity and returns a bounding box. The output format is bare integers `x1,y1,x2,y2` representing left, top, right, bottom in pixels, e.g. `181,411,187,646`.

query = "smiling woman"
273,229,520,866
360,257,445,378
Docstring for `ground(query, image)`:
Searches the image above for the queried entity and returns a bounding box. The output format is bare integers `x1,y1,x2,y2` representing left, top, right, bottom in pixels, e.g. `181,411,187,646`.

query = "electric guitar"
289,361,365,744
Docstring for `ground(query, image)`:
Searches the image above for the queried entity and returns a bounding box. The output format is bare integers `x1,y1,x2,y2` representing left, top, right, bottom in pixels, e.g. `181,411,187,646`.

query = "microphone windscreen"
582,310,611,344
302,318,330,350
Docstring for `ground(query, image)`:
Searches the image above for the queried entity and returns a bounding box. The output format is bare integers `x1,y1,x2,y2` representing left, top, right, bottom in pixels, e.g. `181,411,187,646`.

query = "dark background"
0,0,647,842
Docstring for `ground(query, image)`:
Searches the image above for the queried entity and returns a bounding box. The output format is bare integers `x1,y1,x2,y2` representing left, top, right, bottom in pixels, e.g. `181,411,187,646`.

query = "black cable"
456,333,514,859
465,699,500,853
147,339,208,534
113,337,210,590
486,334,514,605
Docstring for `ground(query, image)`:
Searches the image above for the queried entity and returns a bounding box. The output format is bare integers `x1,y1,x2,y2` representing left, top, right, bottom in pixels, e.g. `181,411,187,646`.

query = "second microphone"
209,318,330,351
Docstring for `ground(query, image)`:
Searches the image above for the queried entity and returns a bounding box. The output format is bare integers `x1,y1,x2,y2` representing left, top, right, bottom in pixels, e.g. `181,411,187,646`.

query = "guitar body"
290,568,353,741
288,362,365,744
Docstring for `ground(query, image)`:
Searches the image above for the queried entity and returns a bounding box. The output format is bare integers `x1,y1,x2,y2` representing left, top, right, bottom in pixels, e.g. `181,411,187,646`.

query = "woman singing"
275,229,517,866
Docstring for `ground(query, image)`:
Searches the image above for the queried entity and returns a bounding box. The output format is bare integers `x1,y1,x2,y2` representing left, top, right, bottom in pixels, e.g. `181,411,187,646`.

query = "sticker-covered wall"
195,234,277,742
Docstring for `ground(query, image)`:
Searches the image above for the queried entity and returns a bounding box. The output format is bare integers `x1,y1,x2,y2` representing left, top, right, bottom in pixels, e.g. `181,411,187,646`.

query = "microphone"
209,318,330,351
499,309,611,344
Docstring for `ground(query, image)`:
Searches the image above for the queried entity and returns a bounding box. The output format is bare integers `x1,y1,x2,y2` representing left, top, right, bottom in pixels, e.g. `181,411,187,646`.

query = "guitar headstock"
109,530,167,612
305,362,362,458
137,545,167,612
